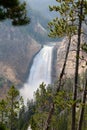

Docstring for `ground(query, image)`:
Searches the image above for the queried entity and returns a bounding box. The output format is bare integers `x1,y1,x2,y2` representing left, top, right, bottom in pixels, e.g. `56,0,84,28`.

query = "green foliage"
57,111,68,130
28,75,87,130
6,86,19,130
0,99,7,124
18,99,36,130
55,90,73,110
0,77,86,130
35,82,54,113
0,123,8,130
30,83,54,129
48,0,78,38
48,1,87,129
0,0,30,25
30,112,48,130
0,86,24,130
29,82,72,129
48,0,87,39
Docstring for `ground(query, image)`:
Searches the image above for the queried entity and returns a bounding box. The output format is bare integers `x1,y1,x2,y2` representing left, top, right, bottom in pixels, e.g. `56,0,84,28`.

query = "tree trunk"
77,69,87,130
44,36,71,130
71,1,83,130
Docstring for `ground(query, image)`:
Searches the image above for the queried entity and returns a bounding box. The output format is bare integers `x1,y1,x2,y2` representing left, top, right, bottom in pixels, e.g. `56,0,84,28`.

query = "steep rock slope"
0,22,41,85
56,35,87,79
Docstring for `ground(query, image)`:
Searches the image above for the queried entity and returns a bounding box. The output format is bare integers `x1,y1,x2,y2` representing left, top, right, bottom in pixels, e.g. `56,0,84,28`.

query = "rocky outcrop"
56,35,87,78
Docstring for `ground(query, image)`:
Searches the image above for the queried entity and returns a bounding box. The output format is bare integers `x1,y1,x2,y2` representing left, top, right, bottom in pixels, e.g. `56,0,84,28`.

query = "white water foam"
20,45,54,104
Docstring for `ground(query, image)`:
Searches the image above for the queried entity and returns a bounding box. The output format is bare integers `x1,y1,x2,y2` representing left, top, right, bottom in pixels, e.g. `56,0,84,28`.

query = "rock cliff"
0,22,41,85
56,35,87,79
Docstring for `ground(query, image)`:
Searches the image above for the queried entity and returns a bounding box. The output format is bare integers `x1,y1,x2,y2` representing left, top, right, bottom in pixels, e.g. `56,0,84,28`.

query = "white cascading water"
20,45,54,130
20,45,54,104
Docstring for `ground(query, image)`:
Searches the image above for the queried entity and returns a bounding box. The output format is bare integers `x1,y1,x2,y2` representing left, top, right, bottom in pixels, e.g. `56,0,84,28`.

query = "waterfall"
20,45,54,104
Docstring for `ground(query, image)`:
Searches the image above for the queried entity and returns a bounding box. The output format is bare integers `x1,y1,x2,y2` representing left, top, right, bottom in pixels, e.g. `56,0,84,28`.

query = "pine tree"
0,0,30,25
46,0,87,130
6,86,19,130
45,1,76,129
